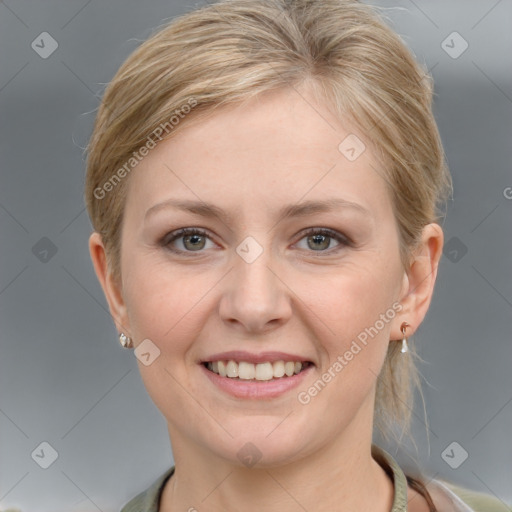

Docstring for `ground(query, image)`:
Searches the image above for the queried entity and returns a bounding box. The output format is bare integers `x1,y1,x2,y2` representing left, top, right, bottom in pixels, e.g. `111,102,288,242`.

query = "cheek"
122,254,214,348
312,259,399,339
300,257,400,390
288,263,398,439
121,258,213,421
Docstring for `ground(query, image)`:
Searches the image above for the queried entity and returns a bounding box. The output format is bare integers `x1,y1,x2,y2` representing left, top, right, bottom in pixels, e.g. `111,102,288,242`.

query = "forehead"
124,86,393,222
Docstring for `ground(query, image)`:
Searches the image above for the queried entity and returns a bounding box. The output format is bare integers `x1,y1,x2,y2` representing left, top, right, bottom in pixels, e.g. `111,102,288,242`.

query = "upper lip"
201,350,314,365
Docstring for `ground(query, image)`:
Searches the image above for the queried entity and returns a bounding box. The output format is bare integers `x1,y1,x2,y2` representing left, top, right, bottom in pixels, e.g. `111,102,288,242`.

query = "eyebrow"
144,197,371,225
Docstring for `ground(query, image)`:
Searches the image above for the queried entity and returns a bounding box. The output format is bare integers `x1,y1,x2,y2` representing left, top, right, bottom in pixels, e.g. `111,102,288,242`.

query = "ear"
391,223,444,339
88,232,130,336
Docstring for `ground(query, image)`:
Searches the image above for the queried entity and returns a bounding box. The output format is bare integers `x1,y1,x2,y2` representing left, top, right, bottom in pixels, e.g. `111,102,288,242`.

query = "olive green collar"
121,444,409,511
372,444,408,511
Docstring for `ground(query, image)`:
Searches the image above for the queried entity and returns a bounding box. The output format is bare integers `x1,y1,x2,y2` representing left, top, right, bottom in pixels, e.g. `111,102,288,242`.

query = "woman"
85,0,509,510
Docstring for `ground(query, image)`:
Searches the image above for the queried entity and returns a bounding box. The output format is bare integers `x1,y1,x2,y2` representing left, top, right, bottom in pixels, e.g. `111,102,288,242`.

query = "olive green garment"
120,445,511,512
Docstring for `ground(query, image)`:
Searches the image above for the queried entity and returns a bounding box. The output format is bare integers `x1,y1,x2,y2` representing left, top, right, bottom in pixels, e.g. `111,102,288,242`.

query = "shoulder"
120,466,175,512
428,479,512,512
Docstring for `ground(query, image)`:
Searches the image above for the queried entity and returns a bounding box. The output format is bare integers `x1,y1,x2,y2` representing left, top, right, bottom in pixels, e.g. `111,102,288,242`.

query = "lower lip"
200,363,314,399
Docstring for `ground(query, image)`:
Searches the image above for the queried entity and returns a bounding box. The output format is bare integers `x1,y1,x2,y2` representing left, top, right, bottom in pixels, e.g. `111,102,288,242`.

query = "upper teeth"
206,360,305,381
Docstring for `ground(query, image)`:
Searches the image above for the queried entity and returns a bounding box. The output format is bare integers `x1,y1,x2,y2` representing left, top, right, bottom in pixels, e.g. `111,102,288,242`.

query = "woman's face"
111,85,411,466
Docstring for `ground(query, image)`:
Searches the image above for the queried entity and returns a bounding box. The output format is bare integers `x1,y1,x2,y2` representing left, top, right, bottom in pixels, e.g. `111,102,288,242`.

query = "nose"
218,249,293,334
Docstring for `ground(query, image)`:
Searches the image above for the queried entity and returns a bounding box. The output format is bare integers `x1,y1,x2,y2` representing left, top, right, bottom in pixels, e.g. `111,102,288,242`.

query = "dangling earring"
119,332,133,349
400,322,410,353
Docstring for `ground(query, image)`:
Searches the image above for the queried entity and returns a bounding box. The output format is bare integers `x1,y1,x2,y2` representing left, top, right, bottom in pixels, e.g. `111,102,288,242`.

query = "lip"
201,350,313,365
200,361,314,399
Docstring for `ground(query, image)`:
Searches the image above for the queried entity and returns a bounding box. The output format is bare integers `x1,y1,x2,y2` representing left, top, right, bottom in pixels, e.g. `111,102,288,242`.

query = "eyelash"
160,227,352,256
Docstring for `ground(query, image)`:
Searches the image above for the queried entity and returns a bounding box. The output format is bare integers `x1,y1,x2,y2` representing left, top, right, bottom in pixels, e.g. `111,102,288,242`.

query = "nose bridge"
218,236,291,332
236,244,274,295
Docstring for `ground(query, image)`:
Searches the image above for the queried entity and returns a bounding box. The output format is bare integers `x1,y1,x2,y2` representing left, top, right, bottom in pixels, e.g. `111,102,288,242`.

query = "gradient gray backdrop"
1,1,511,511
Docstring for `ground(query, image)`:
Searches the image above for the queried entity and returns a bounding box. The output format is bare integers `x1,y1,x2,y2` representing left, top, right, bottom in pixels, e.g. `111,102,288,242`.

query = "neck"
160,404,394,511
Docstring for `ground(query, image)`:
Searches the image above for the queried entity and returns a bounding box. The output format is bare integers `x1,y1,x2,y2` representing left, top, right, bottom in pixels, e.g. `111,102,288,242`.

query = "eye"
161,227,351,256
294,228,351,253
161,228,215,253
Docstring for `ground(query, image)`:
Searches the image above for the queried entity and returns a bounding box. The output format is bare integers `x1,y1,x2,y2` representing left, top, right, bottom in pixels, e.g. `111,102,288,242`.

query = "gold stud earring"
119,332,133,349
400,322,410,353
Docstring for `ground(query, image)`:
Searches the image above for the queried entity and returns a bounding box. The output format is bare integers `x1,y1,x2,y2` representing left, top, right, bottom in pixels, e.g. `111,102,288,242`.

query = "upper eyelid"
163,227,350,251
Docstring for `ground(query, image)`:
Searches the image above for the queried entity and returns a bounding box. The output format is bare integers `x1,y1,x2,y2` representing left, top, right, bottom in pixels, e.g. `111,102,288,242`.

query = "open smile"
200,353,315,399
203,360,313,381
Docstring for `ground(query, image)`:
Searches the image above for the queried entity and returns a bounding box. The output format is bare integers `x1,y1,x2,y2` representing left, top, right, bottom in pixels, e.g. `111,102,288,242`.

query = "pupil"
310,234,328,250
185,234,204,250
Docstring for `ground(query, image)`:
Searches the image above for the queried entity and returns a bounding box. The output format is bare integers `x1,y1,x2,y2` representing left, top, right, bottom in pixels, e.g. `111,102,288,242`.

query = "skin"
90,82,443,512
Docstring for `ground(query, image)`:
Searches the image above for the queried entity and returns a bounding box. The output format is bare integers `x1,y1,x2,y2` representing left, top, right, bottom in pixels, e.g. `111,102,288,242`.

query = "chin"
206,418,319,469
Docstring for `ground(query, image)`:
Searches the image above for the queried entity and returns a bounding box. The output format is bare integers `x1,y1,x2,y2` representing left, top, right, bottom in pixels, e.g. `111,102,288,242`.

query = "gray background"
1,0,511,511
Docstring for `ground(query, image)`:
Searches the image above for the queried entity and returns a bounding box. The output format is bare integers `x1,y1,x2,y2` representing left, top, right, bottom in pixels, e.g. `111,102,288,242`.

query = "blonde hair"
85,0,452,442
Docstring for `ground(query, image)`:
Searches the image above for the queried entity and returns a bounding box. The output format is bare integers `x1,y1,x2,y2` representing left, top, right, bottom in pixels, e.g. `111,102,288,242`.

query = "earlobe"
88,232,130,336
391,223,444,340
